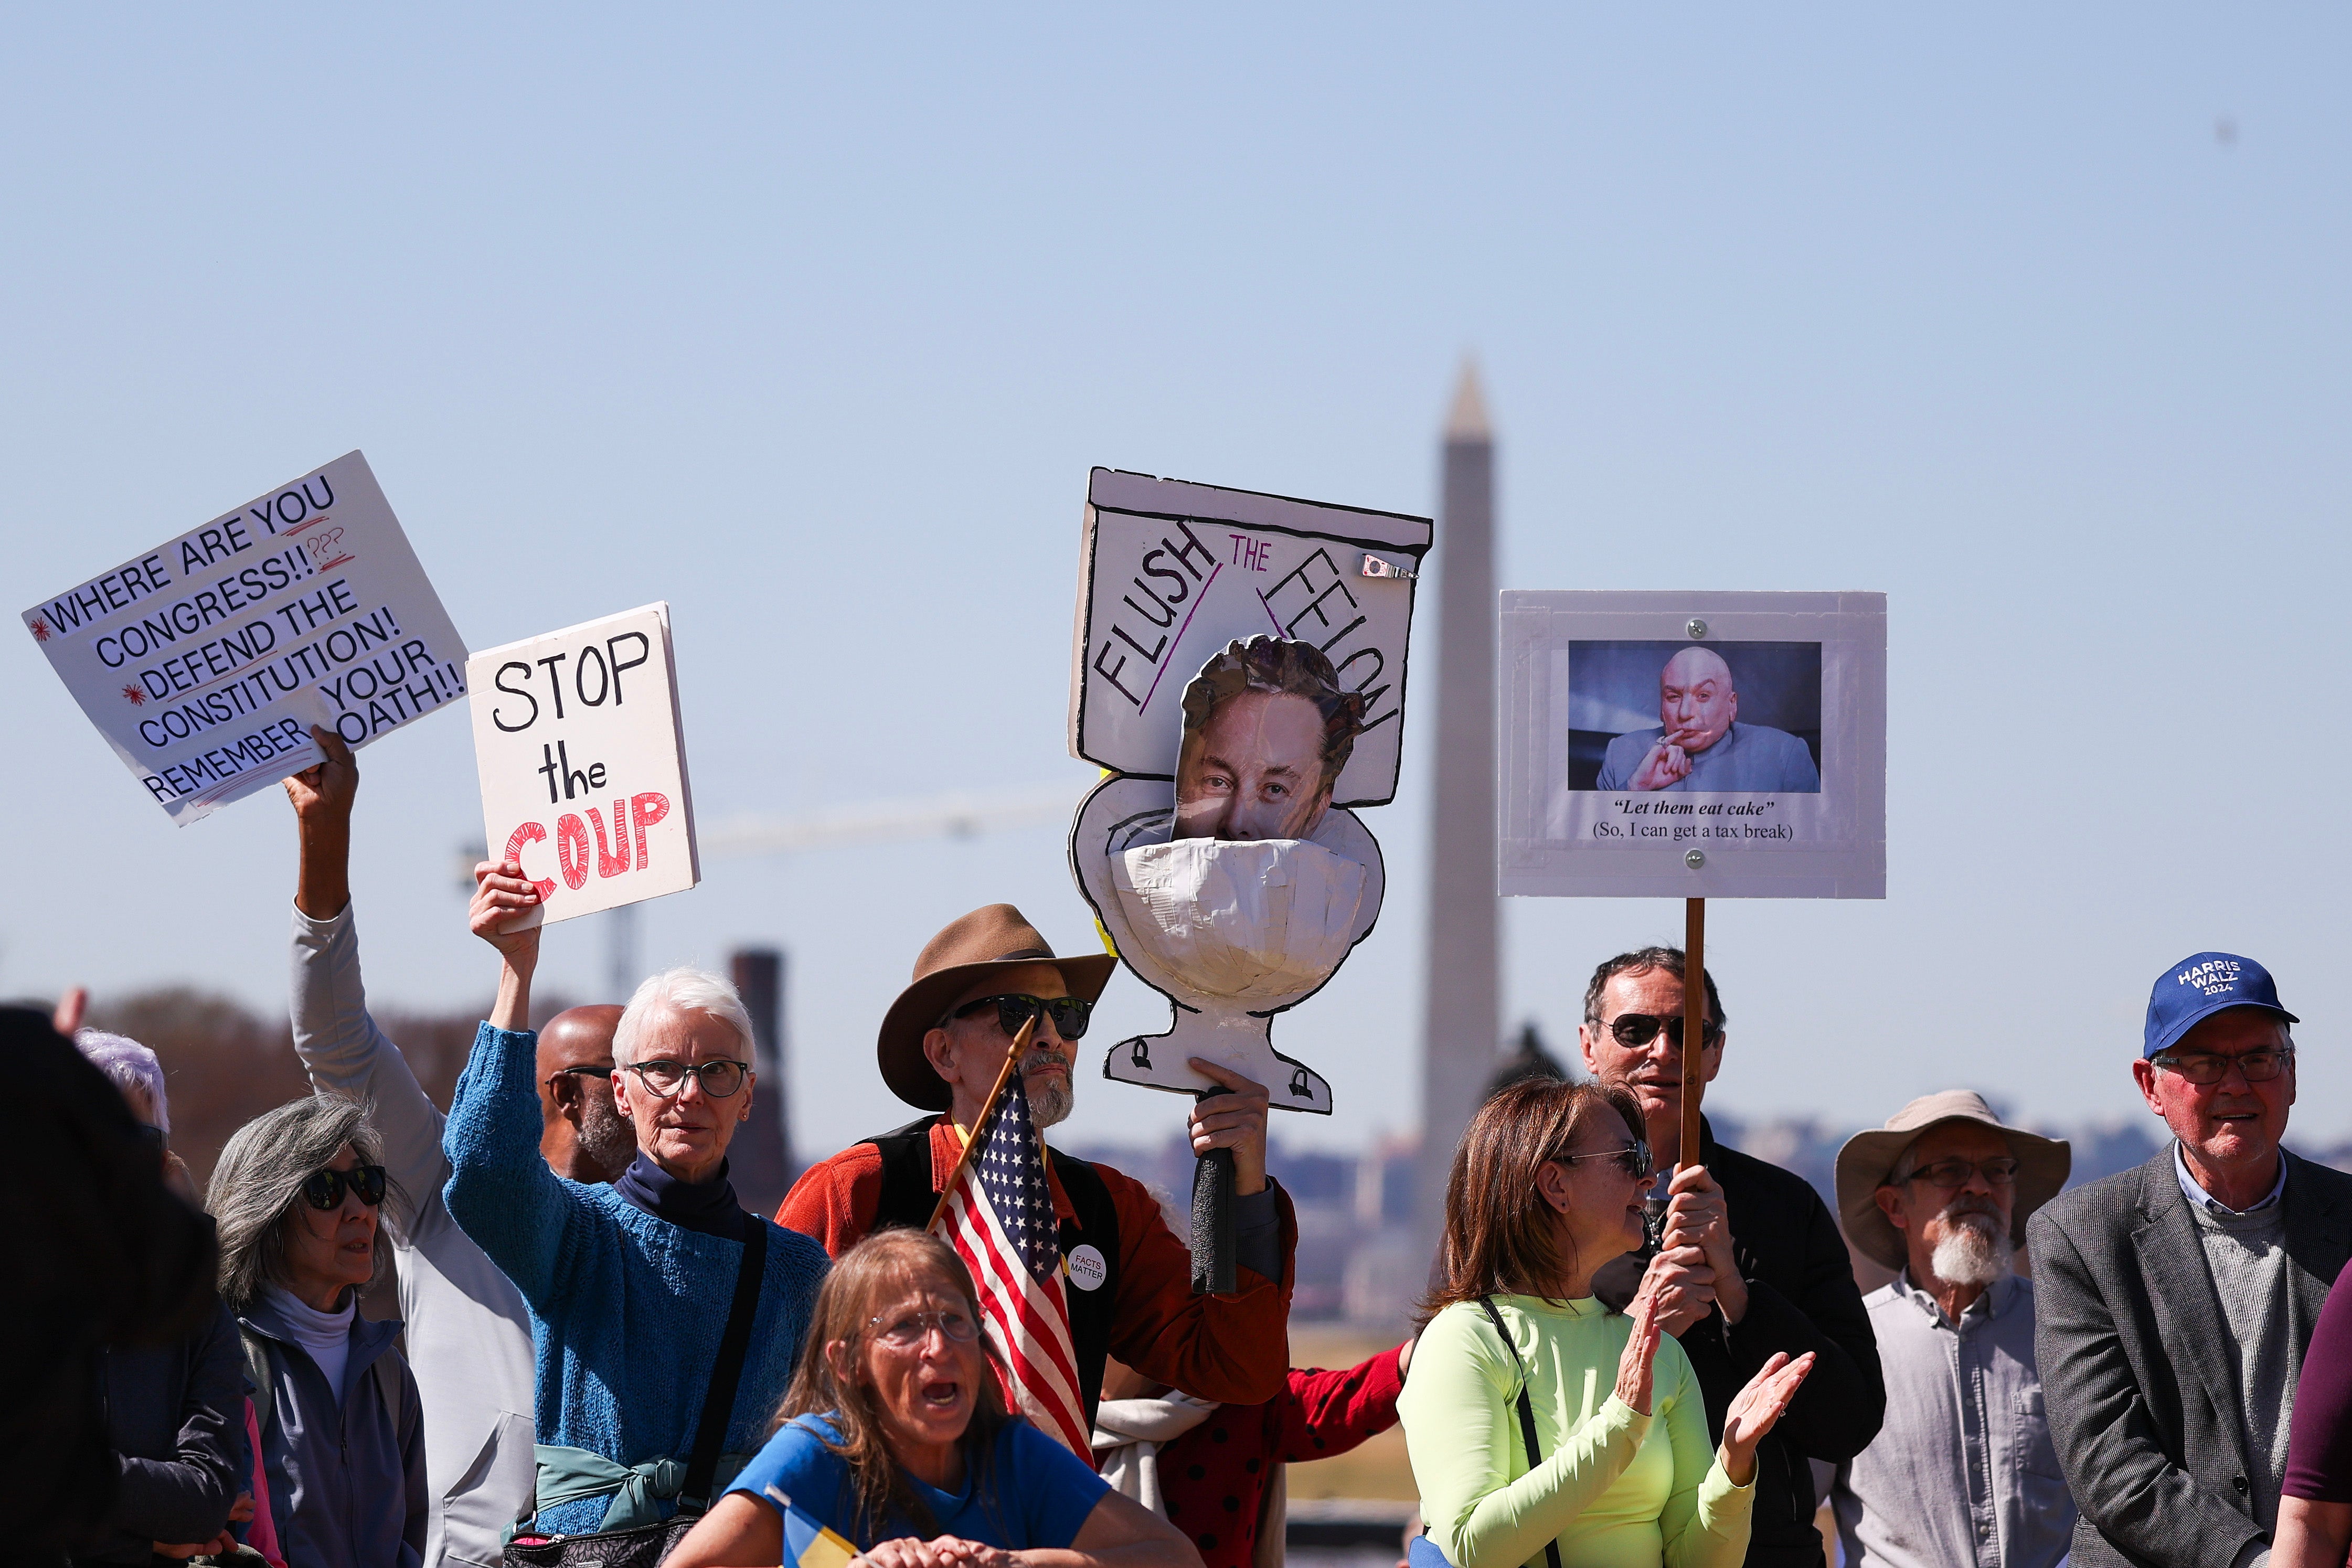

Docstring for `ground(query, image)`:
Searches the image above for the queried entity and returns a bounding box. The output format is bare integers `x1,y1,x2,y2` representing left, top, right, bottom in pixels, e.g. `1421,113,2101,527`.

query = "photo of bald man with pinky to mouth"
1596,645,1821,794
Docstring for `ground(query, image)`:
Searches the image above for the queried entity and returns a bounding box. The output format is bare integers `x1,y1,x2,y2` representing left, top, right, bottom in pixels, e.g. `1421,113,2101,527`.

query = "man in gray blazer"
2031,951,2352,1568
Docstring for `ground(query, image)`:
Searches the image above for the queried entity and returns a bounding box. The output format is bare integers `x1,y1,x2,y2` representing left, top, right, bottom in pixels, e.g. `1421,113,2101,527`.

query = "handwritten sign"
22,452,469,825
467,603,699,929
1067,468,1430,806
1498,591,1887,899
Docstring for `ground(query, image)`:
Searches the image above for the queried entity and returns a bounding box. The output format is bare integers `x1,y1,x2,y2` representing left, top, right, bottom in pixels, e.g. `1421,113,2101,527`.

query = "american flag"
933,1073,1091,1455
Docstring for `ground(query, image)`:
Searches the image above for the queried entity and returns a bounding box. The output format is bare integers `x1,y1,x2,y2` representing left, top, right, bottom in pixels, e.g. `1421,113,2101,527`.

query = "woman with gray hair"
209,1094,427,1568
444,858,829,1540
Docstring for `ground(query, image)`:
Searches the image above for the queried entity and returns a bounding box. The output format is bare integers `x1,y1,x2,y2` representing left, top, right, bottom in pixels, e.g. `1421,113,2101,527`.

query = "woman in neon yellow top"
1400,1080,1815,1568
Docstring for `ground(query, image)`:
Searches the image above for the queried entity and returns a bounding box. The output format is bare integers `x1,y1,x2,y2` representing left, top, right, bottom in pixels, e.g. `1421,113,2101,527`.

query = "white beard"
1929,1210,2008,1288
1025,1060,1073,1129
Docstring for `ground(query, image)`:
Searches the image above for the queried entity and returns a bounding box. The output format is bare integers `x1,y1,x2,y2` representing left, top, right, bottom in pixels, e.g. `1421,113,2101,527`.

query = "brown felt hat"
878,904,1118,1112
1834,1090,2071,1272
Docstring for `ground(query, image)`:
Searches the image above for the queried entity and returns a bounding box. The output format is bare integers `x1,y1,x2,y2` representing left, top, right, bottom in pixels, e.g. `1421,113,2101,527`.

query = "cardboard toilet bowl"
1069,773,1386,1116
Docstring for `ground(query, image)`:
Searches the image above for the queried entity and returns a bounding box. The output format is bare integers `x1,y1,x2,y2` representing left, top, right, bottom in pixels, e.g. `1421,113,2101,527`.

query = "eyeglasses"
867,1306,982,1350
300,1164,388,1211
1604,1013,1725,1052
134,1124,167,1155
625,1059,751,1098
547,1064,613,1083
2150,1049,2293,1086
1891,1157,2021,1191
945,994,1094,1042
1549,1140,1655,1181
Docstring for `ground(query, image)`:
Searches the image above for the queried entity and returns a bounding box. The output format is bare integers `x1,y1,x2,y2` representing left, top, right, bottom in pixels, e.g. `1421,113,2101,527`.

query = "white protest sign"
1067,468,1431,806
467,603,699,929
1499,591,1887,899
22,452,469,826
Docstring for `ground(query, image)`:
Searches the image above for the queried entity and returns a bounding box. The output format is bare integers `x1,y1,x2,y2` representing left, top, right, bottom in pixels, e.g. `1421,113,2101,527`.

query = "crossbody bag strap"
680,1219,769,1513
1476,1297,1563,1568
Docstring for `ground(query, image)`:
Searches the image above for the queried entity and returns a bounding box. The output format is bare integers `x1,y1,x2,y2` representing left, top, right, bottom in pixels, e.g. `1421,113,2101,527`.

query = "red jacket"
778,1120,1297,1408
1159,1347,1407,1568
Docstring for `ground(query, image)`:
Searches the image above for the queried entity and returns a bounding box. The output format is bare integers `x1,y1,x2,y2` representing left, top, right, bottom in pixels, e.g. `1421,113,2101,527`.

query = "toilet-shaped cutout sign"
1065,469,1430,1116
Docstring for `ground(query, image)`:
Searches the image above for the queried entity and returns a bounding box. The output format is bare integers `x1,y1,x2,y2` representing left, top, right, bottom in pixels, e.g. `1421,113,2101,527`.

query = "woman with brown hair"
1398,1079,1814,1568
669,1229,1200,1568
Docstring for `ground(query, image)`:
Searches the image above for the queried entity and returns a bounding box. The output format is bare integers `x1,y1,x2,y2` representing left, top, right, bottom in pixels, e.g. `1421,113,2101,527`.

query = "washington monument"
1416,363,1502,1255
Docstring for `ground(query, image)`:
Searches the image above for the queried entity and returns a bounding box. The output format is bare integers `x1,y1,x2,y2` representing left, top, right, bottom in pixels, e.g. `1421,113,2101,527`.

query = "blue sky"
4,6,2346,1159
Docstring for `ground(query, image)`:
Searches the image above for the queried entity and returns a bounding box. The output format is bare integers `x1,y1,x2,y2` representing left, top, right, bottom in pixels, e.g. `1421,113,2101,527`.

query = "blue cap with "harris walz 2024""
2144,951,2301,1059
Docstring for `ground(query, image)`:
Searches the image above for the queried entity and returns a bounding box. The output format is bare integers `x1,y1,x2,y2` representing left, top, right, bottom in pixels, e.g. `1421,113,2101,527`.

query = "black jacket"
1608,1118,1886,1568
76,1298,248,1565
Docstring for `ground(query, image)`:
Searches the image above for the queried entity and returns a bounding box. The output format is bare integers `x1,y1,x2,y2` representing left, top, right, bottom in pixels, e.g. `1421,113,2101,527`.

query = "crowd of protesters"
9,723,2347,1568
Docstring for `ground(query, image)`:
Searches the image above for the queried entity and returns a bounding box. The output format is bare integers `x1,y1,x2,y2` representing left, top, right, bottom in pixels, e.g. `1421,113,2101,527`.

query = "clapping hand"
1719,1352,1815,1486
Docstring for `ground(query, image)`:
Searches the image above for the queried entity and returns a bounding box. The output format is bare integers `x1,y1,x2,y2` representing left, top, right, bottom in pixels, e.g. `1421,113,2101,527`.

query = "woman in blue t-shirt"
671,1229,1199,1568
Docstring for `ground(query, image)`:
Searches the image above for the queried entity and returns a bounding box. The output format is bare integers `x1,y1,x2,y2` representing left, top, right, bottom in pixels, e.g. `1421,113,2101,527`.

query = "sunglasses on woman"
300,1164,388,1211
1549,1140,1655,1181
1605,1013,1725,1052
945,994,1094,1041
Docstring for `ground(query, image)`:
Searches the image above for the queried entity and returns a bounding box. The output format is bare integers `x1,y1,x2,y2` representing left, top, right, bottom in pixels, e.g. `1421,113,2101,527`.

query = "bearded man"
1830,1092,2074,1568
778,903,1297,1439
283,726,636,1568
1594,644,1821,793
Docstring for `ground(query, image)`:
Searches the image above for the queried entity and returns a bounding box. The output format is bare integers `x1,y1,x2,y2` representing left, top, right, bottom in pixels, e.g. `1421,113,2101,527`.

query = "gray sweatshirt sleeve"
289,902,451,1228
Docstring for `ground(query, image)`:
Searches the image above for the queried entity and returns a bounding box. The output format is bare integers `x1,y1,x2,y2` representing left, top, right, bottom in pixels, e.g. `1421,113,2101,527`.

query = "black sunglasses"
945,993,1093,1041
300,1164,388,1211
1606,1013,1725,1052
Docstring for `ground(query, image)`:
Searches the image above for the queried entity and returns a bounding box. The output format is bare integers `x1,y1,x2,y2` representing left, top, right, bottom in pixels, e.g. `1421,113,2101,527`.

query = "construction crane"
456,779,1089,995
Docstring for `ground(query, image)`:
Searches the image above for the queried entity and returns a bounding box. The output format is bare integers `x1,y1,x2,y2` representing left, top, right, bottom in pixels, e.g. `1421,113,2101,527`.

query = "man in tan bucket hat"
776,903,1297,1438
1827,1091,2073,1568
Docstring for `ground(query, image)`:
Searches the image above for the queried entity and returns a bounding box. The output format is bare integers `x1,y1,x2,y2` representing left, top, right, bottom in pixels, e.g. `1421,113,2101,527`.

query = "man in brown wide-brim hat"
1826,1091,2074,1568
776,903,1297,1428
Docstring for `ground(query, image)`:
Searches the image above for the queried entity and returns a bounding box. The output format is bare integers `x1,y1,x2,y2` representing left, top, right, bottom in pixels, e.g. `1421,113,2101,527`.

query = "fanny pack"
504,1220,768,1567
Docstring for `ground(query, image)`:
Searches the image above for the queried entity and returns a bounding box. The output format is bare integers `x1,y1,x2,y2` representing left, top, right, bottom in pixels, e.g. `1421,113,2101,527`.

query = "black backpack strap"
1476,1297,1562,1568
870,1117,948,1231
680,1219,768,1513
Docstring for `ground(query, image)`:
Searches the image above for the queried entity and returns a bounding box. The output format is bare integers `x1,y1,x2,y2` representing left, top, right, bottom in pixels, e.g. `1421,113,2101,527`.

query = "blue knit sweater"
443,1022,828,1535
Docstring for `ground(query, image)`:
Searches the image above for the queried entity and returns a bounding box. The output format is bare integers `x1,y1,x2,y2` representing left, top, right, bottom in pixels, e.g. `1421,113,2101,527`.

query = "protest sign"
22,452,469,826
1068,468,1430,805
1066,473,1431,1121
466,602,698,929
1498,590,1887,899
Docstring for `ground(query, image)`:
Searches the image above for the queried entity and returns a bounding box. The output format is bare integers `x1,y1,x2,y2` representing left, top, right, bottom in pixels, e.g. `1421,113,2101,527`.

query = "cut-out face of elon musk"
1172,637,1365,842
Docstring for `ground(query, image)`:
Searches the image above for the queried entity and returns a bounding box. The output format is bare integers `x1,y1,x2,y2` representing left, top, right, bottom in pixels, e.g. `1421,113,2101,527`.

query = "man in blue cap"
2031,952,2352,1568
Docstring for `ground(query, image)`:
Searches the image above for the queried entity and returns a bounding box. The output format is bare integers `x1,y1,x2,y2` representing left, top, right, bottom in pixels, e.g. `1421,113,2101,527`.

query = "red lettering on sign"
504,822,556,900
556,813,591,890
630,792,671,870
589,801,631,878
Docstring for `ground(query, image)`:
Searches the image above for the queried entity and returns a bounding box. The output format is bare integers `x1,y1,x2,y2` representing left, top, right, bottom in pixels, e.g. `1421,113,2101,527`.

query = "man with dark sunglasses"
779,903,1297,1439
2031,952,2352,1568
1577,944,1884,1568
282,726,636,1568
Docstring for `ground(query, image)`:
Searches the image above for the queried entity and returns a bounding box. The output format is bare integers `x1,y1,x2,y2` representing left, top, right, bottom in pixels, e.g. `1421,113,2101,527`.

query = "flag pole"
926,1015,1038,1233
1680,896,1706,1172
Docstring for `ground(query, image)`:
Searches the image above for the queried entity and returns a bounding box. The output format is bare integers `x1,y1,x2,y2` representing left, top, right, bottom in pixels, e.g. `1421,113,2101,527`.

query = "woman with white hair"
208,1093,427,1568
443,857,831,1540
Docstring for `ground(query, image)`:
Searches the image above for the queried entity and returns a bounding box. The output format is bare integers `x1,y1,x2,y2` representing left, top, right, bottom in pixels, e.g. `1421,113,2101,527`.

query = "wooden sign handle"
925,1015,1037,1233
1680,896,1706,1172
